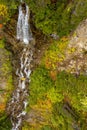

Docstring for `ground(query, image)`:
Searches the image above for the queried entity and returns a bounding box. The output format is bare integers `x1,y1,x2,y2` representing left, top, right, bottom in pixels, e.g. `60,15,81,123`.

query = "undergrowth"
29,65,87,129
29,0,87,37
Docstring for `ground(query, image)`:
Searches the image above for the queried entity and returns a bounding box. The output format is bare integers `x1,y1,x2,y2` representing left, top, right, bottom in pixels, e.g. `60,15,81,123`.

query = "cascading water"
7,2,34,130
10,47,33,130
17,2,32,44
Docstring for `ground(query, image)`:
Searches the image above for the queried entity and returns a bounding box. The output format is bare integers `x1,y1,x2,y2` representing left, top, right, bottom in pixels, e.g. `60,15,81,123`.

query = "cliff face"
55,19,87,75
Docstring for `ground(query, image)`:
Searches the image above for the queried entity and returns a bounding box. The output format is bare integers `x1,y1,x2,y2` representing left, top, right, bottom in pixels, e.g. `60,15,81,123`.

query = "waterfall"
10,47,33,130
17,2,32,44
7,3,34,130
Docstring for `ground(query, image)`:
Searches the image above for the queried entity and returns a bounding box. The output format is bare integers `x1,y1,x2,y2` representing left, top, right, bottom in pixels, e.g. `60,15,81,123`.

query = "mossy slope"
0,39,13,130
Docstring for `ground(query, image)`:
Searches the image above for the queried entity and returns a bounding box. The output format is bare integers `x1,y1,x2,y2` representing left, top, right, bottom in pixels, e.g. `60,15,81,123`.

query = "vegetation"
29,0,87,37
0,39,13,129
0,113,12,130
0,0,18,24
42,37,68,70
28,64,87,129
0,4,8,20
0,0,87,130
1,0,87,37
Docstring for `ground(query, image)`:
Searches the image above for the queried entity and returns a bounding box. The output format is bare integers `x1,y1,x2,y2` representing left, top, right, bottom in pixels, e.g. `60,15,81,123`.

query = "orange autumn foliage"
61,36,69,42
0,24,3,28
31,99,52,110
49,70,57,81
63,94,71,105
0,103,5,111
38,99,52,109
45,59,51,69
0,36,3,40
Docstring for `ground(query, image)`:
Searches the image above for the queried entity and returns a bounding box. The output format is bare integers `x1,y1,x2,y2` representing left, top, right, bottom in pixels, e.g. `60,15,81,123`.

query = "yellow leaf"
21,77,25,81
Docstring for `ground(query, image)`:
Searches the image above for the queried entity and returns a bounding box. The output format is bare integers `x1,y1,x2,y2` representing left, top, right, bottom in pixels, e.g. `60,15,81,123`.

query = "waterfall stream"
7,3,34,130
17,2,32,44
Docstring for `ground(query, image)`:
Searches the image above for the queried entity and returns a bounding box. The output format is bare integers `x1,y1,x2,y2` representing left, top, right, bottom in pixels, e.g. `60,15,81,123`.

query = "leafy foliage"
0,0,18,24
29,0,87,37
0,39,13,129
1,0,87,129
29,65,87,129
0,4,8,17
0,114,12,130
0,4,9,24
29,66,54,105
42,37,68,70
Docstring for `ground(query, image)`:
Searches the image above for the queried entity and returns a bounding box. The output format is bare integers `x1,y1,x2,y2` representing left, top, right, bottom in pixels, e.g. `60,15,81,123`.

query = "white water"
17,3,32,44
7,3,34,130
8,47,33,130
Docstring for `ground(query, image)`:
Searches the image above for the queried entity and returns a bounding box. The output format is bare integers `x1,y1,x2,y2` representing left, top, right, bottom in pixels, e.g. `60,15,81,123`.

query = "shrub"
29,66,54,105
29,0,87,37
0,4,9,23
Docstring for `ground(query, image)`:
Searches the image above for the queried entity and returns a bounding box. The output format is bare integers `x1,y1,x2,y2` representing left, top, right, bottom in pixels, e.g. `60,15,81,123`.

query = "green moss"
0,113,12,130
0,39,5,49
